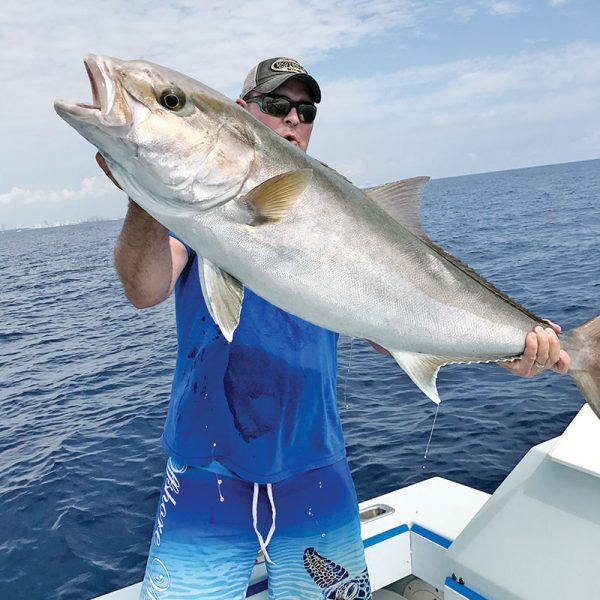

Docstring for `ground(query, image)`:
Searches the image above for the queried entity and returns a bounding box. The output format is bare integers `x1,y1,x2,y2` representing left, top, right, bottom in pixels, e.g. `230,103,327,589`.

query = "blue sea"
1,159,598,599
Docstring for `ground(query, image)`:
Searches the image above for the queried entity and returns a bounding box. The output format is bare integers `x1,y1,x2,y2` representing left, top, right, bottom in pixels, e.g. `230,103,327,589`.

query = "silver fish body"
54,55,600,415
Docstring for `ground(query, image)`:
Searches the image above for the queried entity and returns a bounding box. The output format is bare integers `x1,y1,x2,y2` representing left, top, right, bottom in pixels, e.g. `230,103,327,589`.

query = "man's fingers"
542,318,561,334
505,330,538,377
523,330,539,375
95,151,108,172
504,322,570,378
551,350,570,374
534,326,550,369
546,327,561,367
95,152,122,189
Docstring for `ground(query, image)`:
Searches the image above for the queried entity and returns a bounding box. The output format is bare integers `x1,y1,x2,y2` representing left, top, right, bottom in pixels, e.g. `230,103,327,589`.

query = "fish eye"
159,89,185,111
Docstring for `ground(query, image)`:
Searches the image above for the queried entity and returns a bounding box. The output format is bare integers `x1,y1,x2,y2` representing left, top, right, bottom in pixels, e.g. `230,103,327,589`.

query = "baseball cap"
240,57,321,103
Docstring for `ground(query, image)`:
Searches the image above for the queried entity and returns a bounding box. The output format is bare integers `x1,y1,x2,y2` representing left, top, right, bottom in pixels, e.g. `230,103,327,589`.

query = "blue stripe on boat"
445,576,488,599
363,524,409,548
411,523,452,549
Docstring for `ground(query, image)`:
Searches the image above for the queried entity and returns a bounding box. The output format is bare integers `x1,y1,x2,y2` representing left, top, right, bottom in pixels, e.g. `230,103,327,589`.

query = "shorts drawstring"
252,482,277,564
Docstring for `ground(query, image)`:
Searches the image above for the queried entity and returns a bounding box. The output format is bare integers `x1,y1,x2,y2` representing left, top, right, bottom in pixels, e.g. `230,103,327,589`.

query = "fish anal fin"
197,257,244,342
243,169,313,225
363,176,430,239
388,349,515,404
390,350,445,404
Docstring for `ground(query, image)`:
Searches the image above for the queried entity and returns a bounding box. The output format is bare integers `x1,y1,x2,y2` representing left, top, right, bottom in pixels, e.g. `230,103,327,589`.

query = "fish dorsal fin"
367,175,544,323
363,176,430,239
197,257,244,342
389,349,518,405
243,169,313,225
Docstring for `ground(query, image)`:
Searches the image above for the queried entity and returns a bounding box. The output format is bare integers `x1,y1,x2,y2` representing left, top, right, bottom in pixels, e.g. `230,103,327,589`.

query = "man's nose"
284,107,300,126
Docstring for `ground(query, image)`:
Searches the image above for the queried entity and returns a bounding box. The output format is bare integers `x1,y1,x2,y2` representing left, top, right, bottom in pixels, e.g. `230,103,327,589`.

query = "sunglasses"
245,94,317,124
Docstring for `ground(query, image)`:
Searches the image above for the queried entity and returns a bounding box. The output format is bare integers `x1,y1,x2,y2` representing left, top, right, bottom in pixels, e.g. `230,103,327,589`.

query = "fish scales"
54,55,600,416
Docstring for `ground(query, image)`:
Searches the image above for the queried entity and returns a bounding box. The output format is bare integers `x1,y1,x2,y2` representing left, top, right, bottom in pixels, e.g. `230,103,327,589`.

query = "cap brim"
253,73,321,103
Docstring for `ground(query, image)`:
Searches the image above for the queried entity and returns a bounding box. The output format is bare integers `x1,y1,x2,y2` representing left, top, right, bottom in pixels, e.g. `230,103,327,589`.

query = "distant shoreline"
0,217,124,233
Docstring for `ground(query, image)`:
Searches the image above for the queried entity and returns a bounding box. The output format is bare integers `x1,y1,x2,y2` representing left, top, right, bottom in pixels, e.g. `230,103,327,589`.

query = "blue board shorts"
139,458,371,599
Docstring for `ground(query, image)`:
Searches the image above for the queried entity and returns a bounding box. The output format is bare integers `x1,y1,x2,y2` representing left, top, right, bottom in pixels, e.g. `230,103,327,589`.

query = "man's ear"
235,98,247,108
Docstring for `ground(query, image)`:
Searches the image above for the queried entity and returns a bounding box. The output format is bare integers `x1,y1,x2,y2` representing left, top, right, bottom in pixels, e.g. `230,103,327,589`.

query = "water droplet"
321,533,326,538
216,476,225,502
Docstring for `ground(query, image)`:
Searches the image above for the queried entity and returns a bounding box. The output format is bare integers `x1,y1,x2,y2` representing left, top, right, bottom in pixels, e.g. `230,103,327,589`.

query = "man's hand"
95,152,122,189
503,321,570,377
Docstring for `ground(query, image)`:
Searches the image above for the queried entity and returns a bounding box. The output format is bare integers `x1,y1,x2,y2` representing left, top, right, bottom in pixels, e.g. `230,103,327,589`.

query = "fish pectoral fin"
389,350,447,404
363,176,430,240
242,169,313,225
197,258,244,342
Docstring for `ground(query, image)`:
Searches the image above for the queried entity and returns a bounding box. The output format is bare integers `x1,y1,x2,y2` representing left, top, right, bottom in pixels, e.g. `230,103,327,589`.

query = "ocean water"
1,159,598,599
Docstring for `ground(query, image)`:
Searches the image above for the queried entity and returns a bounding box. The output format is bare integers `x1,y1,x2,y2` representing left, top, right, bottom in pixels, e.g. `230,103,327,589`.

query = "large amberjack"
55,55,600,416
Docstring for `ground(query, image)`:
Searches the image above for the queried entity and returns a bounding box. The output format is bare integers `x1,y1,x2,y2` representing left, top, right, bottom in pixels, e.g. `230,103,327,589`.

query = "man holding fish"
93,57,569,599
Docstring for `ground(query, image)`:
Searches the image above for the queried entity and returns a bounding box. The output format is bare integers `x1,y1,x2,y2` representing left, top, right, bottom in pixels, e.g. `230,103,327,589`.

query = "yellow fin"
243,169,313,224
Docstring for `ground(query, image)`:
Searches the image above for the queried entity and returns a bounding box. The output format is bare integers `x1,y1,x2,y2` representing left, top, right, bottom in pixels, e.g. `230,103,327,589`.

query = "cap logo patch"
270,58,307,75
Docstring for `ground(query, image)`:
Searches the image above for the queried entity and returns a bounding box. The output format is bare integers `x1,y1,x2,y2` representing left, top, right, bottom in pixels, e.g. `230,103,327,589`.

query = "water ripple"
1,160,598,599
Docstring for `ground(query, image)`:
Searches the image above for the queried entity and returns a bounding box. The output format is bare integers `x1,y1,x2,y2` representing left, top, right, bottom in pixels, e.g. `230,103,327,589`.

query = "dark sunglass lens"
262,96,291,116
298,104,317,123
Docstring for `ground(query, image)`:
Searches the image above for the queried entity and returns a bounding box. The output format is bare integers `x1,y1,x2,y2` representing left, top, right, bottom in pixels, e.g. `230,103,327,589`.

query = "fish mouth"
54,54,132,128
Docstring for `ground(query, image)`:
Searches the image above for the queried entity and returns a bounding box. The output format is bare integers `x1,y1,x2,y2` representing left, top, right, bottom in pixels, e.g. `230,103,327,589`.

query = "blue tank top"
161,242,345,483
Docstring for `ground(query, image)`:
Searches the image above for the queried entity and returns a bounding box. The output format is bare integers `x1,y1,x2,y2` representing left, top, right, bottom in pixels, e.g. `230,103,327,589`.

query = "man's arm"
114,201,189,308
97,153,189,308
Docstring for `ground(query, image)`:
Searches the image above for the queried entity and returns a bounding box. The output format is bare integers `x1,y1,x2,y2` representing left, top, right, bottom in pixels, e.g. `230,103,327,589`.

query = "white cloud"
453,5,478,22
0,177,113,206
548,0,570,6
0,1,424,198
484,1,526,16
0,0,419,95
313,42,600,181
0,1,597,227
0,176,125,229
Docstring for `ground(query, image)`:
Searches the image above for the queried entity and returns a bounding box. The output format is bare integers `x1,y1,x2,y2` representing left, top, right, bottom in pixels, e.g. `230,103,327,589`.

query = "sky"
0,0,598,228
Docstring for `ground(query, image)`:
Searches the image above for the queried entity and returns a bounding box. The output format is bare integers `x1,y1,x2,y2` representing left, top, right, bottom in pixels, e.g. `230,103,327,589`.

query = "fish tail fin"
565,314,600,419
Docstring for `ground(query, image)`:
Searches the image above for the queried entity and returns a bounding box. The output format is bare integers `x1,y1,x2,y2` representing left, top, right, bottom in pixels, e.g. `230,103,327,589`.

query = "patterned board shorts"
139,458,372,599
